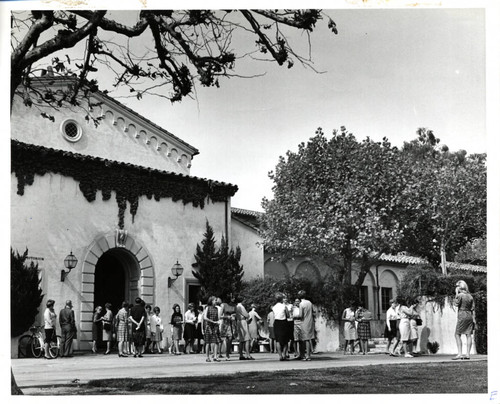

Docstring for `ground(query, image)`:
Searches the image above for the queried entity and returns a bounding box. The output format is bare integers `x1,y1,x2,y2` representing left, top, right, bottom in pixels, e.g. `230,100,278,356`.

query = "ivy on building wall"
12,140,238,228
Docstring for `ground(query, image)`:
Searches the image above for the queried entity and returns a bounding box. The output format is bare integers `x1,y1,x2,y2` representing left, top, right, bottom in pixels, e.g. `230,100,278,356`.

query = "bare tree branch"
72,10,149,37
21,11,106,69
11,12,53,70
251,9,321,31
240,10,287,65
11,9,337,110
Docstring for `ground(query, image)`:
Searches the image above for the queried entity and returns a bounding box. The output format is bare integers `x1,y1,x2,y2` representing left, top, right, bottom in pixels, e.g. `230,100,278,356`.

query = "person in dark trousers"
129,297,147,357
43,299,57,359
59,300,76,358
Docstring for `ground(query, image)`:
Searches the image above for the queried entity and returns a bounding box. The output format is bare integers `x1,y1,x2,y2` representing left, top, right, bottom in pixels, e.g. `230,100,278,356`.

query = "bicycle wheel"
48,335,61,358
18,335,32,358
31,336,43,358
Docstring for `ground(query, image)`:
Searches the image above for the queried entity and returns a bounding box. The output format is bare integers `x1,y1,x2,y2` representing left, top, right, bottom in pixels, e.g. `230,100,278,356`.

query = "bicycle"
18,326,61,358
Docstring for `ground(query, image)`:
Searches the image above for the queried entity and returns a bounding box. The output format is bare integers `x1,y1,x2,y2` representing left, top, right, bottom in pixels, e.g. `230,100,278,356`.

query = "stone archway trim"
78,232,154,348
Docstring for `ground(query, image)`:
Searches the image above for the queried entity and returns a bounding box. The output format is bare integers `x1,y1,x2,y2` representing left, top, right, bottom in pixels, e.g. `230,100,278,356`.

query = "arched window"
294,261,321,284
264,259,288,280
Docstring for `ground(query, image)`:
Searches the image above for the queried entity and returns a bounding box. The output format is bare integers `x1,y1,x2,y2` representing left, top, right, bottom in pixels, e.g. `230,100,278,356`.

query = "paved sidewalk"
11,351,487,391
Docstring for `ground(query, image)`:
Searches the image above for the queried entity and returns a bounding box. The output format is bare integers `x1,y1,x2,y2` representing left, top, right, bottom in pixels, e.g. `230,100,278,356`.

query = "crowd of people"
341,279,476,360
41,280,475,361
342,297,422,358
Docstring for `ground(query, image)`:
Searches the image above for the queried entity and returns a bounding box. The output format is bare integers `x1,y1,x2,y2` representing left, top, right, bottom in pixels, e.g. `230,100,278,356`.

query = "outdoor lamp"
168,260,184,287
61,251,78,282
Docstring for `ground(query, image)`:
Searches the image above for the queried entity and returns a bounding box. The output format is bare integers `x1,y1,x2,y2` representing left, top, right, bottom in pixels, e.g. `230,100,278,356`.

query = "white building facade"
11,78,237,353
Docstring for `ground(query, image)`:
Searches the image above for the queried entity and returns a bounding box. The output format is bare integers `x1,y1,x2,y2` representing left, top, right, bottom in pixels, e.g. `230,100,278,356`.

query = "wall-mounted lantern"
168,260,184,287
61,251,78,282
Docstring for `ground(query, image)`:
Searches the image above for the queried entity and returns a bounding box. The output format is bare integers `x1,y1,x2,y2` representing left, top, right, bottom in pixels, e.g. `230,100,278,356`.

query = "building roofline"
12,140,237,191
27,76,200,157
378,253,428,266
446,262,487,273
231,207,264,217
231,214,260,233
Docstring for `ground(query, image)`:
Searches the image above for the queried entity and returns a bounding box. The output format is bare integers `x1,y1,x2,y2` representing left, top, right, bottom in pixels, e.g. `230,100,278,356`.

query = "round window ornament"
60,119,83,142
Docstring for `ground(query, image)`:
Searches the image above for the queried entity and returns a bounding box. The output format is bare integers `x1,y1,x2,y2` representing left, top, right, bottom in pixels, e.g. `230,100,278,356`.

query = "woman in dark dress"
203,296,222,362
272,293,290,361
102,303,114,355
92,306,103,353
453,280,475,360
183,303,197,354
170,304,183,355
195,305,204,353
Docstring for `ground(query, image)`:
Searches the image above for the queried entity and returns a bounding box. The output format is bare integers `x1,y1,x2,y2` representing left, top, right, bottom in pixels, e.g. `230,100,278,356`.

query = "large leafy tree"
11,9,337,120
400,128,487,271
261,127,414,287
11,248,44,337
192,221,244,302
454,237,486,266
262,126,486,290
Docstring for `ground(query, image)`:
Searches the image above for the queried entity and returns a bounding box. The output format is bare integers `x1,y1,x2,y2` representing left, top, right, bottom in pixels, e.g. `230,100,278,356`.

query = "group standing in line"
40,279,475,361
40,291,318,362
342,298,420,357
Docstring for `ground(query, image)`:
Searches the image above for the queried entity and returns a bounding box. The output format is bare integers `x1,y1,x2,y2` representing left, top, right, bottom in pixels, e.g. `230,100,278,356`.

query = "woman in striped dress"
203,296,222,362
355,307,372,355
115,301,129,357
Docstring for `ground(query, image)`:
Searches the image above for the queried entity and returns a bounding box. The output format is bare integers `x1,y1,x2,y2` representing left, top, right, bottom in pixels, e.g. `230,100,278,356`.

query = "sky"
2,5,490,213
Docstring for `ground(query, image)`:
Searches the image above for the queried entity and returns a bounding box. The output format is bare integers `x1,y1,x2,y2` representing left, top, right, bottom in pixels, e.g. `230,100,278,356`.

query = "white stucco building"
11,77,239,353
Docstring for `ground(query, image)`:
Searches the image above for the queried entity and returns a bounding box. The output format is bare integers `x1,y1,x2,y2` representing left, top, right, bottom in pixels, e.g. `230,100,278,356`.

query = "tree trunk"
10,73,23,111
440,244,447,275
342,239,352,286
354,253,380,288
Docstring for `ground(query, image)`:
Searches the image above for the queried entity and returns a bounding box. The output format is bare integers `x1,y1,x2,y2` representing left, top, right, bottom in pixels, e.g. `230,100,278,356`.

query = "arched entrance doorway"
94,249,137,314
78,232,155,350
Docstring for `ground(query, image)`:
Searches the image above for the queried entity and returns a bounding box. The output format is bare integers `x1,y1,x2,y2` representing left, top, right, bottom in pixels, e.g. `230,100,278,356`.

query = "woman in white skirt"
397,297,414,358
150,306,164,354
342,304,357,355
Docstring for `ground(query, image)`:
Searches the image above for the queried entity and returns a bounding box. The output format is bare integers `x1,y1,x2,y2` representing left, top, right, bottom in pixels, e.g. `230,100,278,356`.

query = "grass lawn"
24,361,487,395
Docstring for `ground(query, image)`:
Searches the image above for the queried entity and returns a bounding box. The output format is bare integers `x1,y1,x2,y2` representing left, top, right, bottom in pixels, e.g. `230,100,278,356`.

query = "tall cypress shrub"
11,248,43,337
192,221,244,303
